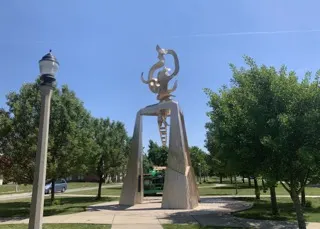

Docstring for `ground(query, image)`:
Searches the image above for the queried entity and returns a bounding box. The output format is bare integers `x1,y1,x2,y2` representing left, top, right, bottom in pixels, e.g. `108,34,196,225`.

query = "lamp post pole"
28,51,59,229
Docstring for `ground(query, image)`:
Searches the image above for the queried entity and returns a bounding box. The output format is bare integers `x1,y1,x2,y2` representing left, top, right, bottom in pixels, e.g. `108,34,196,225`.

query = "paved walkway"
1,196,320,228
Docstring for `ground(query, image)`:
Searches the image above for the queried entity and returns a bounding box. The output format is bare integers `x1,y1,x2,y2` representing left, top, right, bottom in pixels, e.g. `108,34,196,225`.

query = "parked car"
45,178,67,194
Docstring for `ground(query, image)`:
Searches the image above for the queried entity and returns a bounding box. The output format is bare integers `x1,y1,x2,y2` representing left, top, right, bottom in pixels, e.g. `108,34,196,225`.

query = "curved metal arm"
166,49,179,80
148,59,164,82
141,72,149,84
168,80,178,94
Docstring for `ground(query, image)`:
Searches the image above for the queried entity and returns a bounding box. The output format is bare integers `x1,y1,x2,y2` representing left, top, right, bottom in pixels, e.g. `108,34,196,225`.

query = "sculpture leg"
119,112,144,205
161,103,199,209
180,112,200,202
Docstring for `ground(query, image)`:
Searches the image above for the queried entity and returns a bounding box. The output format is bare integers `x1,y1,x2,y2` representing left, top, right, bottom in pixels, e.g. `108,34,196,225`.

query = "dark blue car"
45,179,67,194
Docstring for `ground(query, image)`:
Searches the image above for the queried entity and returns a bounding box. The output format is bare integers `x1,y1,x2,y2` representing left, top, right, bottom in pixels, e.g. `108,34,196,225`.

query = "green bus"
143,170,165,196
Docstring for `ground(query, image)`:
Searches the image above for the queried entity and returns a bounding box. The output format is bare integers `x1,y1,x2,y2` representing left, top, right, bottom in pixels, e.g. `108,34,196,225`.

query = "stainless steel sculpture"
141,45,179,146
120,45,199,209
141,45,179,102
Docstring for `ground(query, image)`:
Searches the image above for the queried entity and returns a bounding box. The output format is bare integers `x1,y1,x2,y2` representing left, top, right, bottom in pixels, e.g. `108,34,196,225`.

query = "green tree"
205,57,320,229
91,118,129,199
3,81,96,202
147,140,168,166
5,82,41,184
143,154,153,174
47,85,94,202
189,146,209,182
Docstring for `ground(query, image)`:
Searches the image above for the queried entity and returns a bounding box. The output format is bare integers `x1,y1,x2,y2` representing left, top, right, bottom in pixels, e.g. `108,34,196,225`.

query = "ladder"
158,109,170,147
159,126,167,147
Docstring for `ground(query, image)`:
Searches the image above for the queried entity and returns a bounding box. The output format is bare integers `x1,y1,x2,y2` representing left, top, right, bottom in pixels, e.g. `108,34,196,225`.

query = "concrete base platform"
87,196,252,217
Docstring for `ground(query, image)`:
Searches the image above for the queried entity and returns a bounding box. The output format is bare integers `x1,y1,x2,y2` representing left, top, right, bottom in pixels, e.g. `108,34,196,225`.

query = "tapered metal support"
28,85,53,229
119,112,144,205
120,100,199,209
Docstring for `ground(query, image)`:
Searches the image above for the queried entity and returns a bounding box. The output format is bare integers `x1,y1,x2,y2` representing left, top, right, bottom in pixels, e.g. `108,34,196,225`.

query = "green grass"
0,196,117,218
0,182,102,195
0,224,111,229
163,225,248,229
66,182,104,189
0,185,32,195
69,181,320,198
198,182,320,196
70,187,122,196
234,197,320,222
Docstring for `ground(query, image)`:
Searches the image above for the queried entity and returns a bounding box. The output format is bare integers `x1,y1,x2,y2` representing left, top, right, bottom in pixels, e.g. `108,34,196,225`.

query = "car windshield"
45,179,52,185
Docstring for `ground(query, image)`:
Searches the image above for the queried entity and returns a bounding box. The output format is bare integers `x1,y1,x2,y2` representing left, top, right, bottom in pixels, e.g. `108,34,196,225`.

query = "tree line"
204,56,320,229
143,140,211,182
0,79,131,201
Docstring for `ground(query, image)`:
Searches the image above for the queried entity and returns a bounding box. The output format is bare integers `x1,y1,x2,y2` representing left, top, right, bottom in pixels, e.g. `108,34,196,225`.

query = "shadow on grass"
0,196,116,218
104,187,122,190
211,185,254,190
233,197,320,222
159,209,297,228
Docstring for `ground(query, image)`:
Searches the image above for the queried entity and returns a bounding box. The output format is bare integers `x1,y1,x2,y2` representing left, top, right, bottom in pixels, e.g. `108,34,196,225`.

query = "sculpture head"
157,67,171,80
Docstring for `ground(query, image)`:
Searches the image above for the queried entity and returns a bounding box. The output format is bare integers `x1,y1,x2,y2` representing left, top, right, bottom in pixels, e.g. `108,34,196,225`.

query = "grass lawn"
69,181,320,198
0,185,32,195
0,224,111,229
70,187,122,196
163,225,249,229
0,196,116,218
0,182,103,195
234,197,320,222
198,182,320,196
65,182,102,190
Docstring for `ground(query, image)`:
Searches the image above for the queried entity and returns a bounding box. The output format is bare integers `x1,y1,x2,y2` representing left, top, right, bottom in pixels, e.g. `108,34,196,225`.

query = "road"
0,183,122,201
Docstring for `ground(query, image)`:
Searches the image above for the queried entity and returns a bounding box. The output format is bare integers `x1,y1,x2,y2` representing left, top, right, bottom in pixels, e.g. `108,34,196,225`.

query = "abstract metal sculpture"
141,45,179,146
141,45,179,102
120,45,199,209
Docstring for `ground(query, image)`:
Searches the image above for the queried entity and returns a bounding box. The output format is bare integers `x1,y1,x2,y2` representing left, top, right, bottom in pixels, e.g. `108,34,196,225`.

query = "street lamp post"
28,51,59,229
198,163,202,184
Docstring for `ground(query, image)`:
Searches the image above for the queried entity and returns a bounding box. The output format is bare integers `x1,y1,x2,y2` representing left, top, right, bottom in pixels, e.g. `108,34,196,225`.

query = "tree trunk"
301,187,306,207
242,176,245,183
51,179,56,203
219,174,223,184
270,186,279,215
253,177,260,200
97,174,103,199
248,177,252,187
262,179,266,192
230,176,233,184
235,176,238,195
291,187,306,229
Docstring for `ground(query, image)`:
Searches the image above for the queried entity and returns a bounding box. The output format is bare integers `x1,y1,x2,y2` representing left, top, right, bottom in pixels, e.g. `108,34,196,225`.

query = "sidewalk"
1,197,319,229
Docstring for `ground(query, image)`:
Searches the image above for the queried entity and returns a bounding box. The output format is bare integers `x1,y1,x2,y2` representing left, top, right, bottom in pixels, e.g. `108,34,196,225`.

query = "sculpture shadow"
87,204,131,211
158,207,299,229
160,212,298,228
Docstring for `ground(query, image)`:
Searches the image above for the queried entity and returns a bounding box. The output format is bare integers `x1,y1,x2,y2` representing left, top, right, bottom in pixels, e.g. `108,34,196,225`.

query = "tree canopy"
0,80,130,201
205,56,320,229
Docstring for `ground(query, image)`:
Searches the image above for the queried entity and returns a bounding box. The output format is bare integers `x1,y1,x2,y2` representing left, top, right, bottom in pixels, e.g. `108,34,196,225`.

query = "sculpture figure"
141,45,180,146
120,45,199,209
141,45,180,102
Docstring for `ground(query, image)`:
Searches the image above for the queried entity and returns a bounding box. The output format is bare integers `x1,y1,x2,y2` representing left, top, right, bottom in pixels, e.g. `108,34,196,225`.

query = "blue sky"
1,0,320,151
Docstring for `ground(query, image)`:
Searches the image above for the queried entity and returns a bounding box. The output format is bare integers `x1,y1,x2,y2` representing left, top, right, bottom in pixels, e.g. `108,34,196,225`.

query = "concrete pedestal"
119,100,199,209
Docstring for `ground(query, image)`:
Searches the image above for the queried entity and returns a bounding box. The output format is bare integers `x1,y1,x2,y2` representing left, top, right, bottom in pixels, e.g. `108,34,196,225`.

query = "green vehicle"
143,170,165,196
